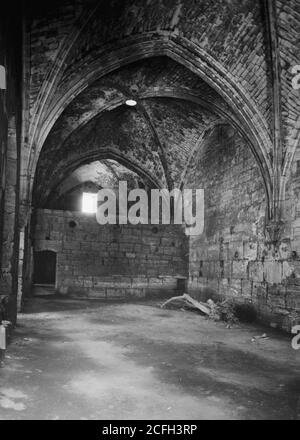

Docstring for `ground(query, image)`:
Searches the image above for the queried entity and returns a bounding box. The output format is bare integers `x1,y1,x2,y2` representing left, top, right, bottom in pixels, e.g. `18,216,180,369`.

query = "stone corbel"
265,219,284,245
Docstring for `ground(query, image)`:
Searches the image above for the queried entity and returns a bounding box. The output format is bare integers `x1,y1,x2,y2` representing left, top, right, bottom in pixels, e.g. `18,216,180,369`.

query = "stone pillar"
17,221,33,310
17,228,25,312
0,116,20,325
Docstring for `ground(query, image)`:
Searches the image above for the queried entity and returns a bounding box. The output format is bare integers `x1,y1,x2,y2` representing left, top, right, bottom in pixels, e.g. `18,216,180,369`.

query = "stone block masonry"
0,4,23,324
34,209,188,299
10,0,300,335
186,125,300,332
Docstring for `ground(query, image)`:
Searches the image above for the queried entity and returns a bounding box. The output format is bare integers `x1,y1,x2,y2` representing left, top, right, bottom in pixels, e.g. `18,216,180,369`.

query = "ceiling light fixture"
125,99,137,107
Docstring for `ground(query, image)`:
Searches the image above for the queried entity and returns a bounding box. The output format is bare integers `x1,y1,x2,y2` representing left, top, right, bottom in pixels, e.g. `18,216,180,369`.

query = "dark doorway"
33,250,57,285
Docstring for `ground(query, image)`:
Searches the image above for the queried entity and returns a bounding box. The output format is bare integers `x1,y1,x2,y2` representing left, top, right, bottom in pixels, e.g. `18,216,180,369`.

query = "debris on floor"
0,297,298,420
161,294,239,325
161,294,211,315
251,334,269,343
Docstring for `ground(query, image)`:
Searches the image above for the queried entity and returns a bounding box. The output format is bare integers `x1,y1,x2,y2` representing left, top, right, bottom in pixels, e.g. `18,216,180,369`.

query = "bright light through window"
82,192,97,213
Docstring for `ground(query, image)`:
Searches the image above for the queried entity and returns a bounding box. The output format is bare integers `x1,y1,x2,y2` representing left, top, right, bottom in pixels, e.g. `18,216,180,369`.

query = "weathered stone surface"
1,0,300,333
186,124,300,332
34,209,188,299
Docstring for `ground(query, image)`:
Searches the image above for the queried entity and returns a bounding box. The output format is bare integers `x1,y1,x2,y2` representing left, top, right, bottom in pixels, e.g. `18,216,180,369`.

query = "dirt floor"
0,296,299,420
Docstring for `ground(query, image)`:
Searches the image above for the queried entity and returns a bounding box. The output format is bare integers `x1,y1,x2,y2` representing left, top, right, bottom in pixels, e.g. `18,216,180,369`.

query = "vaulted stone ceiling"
55,160,144,197
33,57,230,207
27,0,300,220
46,159,144,209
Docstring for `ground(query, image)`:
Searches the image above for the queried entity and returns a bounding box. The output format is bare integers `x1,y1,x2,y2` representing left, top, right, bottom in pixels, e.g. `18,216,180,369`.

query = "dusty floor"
0,296,299,420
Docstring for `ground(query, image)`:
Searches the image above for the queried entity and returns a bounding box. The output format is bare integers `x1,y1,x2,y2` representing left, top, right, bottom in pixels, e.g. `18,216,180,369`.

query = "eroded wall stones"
33,209,188,299
186,125,300,332
0,4,23,324
0,0,299,332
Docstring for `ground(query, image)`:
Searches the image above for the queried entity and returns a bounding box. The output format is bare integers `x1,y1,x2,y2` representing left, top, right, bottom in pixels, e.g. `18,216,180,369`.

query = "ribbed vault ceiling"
33,56,243,207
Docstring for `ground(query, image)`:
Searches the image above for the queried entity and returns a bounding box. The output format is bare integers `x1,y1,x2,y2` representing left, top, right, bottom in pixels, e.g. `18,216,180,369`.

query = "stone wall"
0,3,23,324
33,209,188,299
186,125,300,332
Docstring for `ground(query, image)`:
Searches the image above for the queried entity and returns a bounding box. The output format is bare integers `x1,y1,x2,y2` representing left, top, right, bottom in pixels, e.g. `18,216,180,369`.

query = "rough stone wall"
0,3,23,324
14,0,300,331
33,209,188,299
186,125,300,332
